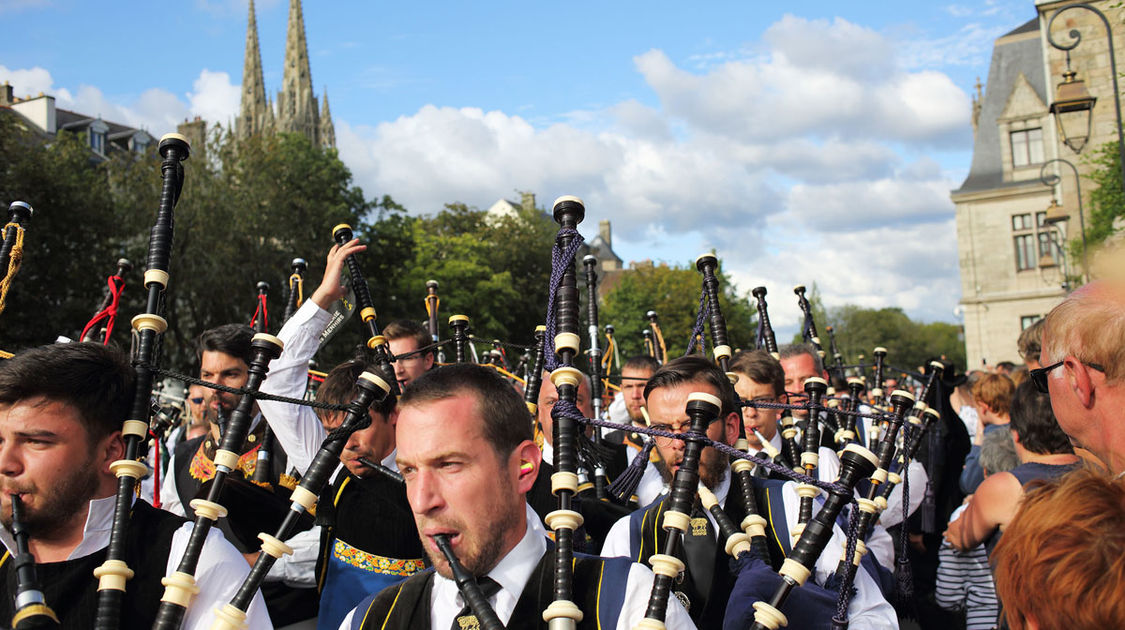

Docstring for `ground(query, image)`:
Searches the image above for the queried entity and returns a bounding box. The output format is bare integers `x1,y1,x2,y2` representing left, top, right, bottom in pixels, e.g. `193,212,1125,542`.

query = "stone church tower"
236,0,334,149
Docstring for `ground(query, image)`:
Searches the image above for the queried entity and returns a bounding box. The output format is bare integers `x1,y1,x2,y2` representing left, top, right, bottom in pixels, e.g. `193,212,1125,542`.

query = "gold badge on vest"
690,516,709,536
456,614,482,630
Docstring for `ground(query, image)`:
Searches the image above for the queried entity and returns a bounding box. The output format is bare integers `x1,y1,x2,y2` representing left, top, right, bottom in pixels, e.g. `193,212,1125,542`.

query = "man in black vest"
599,357,897,629
159,323,318,626
0,342,270,629
341,364,695,630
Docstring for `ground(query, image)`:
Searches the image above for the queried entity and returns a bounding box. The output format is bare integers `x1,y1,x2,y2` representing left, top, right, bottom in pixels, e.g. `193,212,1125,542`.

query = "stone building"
0,82,155,159
486,192,625,297
236,0,334,149
952,0,1125,367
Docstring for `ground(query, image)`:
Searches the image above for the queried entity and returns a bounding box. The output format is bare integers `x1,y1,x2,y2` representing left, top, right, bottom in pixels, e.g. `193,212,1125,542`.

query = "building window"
1015,234,1036,270
1012,211,1058,271
1021,315,1041,330
90,129,105,154
1011,128,1044,167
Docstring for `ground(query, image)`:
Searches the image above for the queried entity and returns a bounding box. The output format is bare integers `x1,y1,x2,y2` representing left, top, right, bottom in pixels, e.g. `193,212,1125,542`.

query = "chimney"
177,117,207,161
599,219,612,248
0,82,12,106
520,192,536,213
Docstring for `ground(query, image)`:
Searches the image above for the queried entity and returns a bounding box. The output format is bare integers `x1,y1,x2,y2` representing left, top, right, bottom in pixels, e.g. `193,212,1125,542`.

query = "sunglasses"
1029,360,1105,394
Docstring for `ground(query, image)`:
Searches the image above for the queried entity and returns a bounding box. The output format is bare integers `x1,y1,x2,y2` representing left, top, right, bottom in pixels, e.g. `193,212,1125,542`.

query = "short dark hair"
315,360,397,421
1009,379,1073,455
384,320,432,358
729,350,785,397
644,356,737,419
196,324,254,365
622,355,660,374
778,343,824,373
400,364,531,459
0,342,135,441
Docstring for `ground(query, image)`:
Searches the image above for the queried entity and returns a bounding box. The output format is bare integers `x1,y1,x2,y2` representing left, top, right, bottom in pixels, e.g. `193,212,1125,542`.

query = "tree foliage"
1080,140,1125,252
600,261,757,361
389,202,558,346
0,115,128,352
824,305,966,375
0,121,380,370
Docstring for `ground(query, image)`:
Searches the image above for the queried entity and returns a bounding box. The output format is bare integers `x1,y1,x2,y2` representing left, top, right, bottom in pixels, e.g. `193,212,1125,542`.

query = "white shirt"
755,432,897,569
258,300,408,585
600,469,899,629
0,495,273,630
338,521,697,629
258,300,336,477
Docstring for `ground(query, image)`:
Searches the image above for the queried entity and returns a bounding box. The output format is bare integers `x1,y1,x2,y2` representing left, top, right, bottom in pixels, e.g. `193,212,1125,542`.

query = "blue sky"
0,0,1036,336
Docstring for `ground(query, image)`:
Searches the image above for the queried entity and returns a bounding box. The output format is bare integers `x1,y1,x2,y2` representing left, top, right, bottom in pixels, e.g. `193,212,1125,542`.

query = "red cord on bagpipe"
249,293,269,332
80,275,126,345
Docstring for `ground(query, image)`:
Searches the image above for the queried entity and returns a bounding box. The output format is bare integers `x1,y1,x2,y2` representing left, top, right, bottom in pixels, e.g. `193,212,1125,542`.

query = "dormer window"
90,129,105,154
88,119,109,156
1011,127,1043,167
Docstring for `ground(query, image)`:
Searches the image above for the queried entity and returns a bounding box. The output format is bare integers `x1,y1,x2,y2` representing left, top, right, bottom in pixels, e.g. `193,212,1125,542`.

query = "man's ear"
513,440,542,495
1065,358,1096,408
723,411,741,446
98,431,125,475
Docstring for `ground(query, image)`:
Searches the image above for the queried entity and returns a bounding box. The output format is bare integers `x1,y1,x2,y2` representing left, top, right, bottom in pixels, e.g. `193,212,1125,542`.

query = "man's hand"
310,238,367,310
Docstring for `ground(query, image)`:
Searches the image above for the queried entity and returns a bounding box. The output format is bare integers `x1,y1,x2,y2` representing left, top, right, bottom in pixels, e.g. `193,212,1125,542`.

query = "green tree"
393,202,557,346
600,261,757,360
826,305,965,374
107,129,378,369
1079,140,1125,252
789,283,830,345
0,116,130,351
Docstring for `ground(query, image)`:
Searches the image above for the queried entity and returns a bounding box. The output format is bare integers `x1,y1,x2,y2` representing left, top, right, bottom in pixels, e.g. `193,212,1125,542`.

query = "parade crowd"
0,230,1122,630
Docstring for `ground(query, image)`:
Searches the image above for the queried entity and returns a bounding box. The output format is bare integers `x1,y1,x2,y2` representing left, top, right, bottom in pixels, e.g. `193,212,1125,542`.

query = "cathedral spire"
319,90,335,148
277,0,319,145
236,0,268,141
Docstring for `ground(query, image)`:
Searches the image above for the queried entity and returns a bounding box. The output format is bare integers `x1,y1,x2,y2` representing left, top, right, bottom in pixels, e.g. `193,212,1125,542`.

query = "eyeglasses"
1030,360,1106,394
648,419,720,446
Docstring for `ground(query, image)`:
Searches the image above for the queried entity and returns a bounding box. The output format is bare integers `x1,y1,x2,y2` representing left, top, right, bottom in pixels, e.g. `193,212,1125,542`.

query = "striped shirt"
935,527,998,629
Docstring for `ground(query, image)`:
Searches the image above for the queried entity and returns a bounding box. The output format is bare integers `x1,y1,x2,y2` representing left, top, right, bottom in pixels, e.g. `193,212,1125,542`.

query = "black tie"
681,499,717,607
451,576,502,630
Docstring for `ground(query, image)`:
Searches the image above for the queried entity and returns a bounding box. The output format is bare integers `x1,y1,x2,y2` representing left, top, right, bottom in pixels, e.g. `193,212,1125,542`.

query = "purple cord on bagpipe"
551,398,856,501
831,504,864,628
543,227,585,372
683,288,709,356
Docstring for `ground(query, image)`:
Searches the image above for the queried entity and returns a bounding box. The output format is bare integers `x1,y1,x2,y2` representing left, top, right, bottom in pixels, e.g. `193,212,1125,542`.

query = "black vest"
172,426,318,625
630,477,786,629
355,549,628,630
0,500,182,630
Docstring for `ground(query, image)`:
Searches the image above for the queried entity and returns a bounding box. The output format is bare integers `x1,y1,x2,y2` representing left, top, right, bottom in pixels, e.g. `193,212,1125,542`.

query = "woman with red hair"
992,468,1125,628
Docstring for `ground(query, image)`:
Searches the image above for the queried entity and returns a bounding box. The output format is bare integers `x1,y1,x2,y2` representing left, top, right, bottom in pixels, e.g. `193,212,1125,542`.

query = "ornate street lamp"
1046,4,1125,189
1039,158,1089,283
1049,69,1096,153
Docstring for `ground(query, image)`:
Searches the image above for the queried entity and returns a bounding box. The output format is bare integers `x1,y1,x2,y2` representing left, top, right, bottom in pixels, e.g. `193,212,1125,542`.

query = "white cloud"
187,69,241,127
0,65,56,96
632,16,972,147
0,65,237,136
3,10,972,329
787,171,956,230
